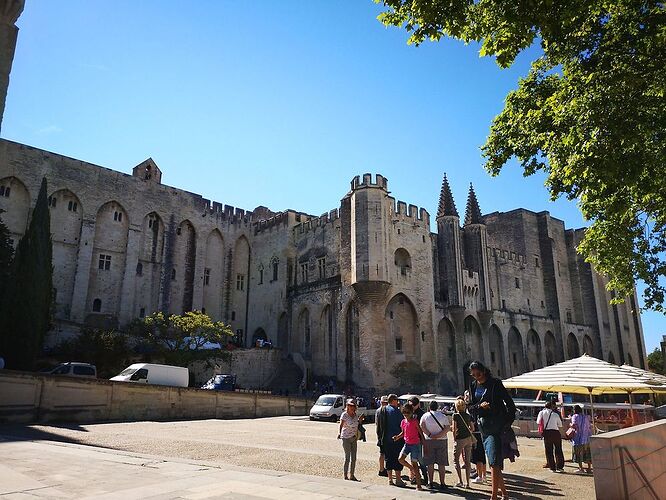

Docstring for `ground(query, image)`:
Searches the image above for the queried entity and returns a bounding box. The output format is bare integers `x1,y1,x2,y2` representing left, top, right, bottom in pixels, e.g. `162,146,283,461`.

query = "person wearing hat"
338,398,363,481
375,396,389,476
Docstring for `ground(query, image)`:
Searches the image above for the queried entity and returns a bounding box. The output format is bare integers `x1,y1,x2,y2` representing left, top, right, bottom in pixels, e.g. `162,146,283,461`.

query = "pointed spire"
437,174,458,218
464,183,483,225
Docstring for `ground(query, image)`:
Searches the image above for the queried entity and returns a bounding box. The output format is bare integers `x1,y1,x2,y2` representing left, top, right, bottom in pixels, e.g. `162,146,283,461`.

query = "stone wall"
590,419,666,500
189,348,283,388
0,370,312,424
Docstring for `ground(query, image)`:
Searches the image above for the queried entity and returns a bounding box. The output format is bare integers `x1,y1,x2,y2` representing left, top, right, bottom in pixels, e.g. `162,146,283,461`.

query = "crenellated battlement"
350,173,388,192
388,196,430,225
293,208,340,236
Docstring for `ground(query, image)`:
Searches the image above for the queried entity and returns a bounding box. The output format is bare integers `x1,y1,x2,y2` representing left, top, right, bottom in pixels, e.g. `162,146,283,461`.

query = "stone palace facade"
0,141,647,391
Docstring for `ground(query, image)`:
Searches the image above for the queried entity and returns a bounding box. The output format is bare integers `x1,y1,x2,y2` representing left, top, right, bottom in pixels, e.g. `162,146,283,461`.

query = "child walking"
392,403,425,491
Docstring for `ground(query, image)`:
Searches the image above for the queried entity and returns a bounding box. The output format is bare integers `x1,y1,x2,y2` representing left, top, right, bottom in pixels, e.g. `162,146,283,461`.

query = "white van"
110,363,189,388
309,394,374,422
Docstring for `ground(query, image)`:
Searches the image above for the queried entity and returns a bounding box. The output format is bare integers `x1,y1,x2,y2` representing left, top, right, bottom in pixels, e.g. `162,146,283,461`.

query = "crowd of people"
337,360,519,499
335,360,595,498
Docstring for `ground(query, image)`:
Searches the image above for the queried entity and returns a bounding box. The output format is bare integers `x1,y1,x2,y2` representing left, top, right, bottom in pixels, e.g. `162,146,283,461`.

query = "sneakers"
473,476,484,483
455,482,463,488
556,468,565,473
378,469,388,477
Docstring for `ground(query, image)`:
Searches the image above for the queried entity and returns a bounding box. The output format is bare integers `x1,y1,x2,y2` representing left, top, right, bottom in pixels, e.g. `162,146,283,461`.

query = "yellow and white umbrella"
501,354,666,432
619,364,666,387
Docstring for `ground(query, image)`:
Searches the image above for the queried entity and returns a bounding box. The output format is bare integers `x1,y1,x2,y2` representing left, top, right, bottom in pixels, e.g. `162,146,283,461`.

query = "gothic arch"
583,334,594,356
203,229,225,320
545,330,563,365
527,329,543,371
252,328,267,344
436,317,457,393
464,315,484,363
0,176,30,240
489,324,506,378
386,293,419,383
139,212,165,263
48,189,83,319
608,351,617,364
567,332,581,359
133,212,165,319
86,201,129,317
508,327,525,376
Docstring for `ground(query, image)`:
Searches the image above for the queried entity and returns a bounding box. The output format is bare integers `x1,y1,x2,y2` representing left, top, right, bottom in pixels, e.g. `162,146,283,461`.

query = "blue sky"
3,1,663,354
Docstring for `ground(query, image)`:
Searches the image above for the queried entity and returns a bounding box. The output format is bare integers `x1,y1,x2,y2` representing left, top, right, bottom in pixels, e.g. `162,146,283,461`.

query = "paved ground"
0,417,595,499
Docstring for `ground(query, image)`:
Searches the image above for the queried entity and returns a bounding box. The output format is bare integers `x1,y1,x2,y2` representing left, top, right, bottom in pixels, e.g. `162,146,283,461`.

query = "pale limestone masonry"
0,140,647,392
0,0,24,134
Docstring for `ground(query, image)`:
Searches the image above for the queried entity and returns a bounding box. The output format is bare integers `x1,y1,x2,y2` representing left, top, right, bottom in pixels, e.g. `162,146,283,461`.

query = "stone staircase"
268,356,304,395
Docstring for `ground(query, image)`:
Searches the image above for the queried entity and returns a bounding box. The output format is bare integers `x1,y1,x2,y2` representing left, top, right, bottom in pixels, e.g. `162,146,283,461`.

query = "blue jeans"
400,442,422,461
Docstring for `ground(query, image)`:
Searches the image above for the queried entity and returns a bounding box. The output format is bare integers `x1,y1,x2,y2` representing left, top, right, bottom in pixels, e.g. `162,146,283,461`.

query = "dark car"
201,374,236,391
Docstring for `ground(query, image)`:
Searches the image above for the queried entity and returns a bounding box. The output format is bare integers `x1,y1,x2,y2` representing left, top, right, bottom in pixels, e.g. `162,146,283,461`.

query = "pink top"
401,417,421,445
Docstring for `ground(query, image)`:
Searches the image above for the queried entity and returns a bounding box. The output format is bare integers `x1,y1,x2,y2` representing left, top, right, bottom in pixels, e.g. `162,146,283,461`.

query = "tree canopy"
377,1,666,310
127,311,234,367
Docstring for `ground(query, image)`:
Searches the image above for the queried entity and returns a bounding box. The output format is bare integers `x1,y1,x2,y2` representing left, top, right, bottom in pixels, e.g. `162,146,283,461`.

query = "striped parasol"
502,354,666,433
502,354,666,395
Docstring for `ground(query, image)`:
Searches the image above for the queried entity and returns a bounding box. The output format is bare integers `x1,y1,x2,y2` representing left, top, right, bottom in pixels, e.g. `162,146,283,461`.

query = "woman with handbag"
337,398,363,481
569,405,593,474
451,398,475,489
536,401,564,472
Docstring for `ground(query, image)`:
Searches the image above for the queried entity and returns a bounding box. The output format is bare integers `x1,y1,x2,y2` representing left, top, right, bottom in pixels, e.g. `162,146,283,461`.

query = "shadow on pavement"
0,424,90,445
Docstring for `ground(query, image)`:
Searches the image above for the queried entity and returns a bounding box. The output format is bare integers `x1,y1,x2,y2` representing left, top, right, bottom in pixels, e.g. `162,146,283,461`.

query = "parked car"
110,363,189,387
47,362,97,378
309,394,374,422
201,374,236,391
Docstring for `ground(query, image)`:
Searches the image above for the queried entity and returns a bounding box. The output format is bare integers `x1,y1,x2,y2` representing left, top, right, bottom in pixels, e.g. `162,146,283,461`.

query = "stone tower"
436,174,463,306
0,0,24,134
462,183,491,311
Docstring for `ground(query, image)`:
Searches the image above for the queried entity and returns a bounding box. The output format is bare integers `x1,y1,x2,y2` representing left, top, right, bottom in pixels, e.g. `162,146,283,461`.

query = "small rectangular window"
300,263,308,283
491,352,496,363
139,307,146,318
236,273,245,291
395,337,403,352
98,254,111,270
318,258,326,279
557,261,561,276
515,277,520,288
502,299,506,309
566,310,572,323
259,268,264,284
231,311,236,321
204,268,211,286
535,256,540,268
48,196,56,208
272,261,279,281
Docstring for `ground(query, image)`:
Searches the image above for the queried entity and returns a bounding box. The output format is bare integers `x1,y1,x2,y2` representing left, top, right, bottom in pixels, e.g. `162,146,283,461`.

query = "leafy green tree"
0,178,52,369
647,347,665,375
377,1,666,310
127,311,234,367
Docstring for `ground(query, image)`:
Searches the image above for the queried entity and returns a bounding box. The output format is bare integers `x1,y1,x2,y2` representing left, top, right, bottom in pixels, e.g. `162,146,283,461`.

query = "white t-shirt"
339,411,359,439
537,408,562,431
420,410,450,440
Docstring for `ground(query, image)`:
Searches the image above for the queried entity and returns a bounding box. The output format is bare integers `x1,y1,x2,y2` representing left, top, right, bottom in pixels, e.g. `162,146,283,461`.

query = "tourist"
393,403,424,491
467,360,516,500
465,390,488,484
381,394,406,486
375,395,389,476
408,395,429,486
570,404,593,474
337,398,362,481
420,400,450,489
537,401,565,472
452,397,475,488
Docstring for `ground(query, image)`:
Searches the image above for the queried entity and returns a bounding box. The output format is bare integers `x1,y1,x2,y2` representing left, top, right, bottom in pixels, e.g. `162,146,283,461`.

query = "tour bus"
110,363,189,388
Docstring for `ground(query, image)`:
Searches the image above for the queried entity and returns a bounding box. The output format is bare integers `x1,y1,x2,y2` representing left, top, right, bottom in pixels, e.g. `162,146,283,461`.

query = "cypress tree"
0,210,13,297
1,178,52,369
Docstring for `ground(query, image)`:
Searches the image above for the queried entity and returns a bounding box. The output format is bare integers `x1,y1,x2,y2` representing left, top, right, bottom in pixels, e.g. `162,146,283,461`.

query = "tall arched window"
92,298,102,312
